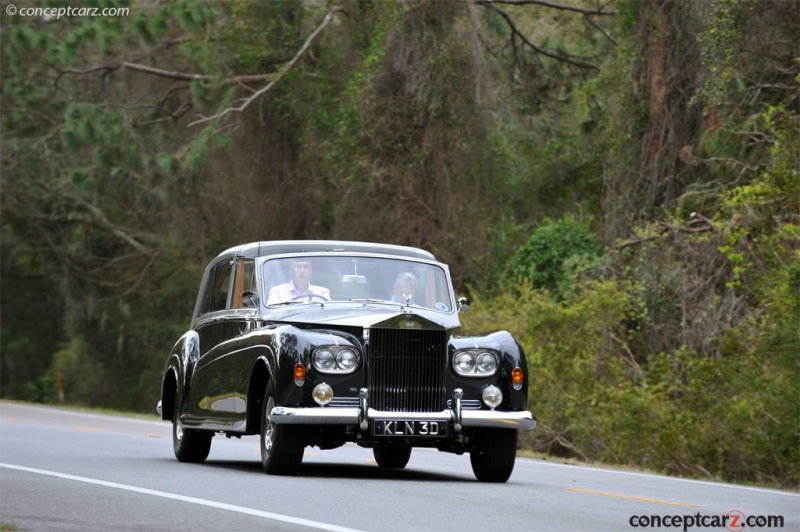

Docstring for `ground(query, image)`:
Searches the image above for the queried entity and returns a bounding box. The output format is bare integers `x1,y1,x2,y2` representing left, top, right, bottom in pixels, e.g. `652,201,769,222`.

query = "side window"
231,259,258,308
207,261,233,312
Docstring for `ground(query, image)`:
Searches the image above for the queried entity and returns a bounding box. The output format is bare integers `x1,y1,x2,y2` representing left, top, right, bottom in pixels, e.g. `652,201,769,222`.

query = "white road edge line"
0,463,367,532
517,458,800,497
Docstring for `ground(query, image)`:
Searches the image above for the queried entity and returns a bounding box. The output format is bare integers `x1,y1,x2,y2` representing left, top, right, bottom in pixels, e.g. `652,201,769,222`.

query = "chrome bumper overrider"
270,388,537,432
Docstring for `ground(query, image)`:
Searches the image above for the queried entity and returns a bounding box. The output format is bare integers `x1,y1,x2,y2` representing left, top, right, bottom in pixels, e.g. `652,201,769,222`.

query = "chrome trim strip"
269,405,537,430
461,410,537,430
368,409,452,421
270,406,359,424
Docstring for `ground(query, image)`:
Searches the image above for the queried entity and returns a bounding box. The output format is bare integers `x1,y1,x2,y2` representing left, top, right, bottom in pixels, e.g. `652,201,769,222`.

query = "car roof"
216,240,437,262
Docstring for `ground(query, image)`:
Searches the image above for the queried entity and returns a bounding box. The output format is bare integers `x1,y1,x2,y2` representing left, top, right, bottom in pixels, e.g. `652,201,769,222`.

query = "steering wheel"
290,294,330,302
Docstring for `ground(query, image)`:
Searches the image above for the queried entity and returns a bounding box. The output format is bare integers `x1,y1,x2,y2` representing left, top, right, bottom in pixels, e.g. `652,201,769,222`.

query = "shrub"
512,215,604,299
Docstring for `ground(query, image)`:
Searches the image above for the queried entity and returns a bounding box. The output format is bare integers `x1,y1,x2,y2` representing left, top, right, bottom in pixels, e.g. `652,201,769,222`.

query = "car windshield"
262,256,453,312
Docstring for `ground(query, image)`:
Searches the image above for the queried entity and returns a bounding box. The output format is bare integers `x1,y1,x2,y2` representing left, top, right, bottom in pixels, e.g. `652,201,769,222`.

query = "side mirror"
457,297,470,312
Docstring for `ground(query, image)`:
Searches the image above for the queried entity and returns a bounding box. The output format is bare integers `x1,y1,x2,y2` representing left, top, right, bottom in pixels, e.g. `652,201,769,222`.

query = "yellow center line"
564,487,701,508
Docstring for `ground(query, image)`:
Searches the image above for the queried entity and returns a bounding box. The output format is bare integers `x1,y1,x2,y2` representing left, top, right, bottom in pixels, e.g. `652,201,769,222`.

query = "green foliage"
467,94,799,485
464,270,798,485
24,374,58,404
695,0,740,108
49,337,110,406
321,1,405,175
169,1,209,30
227,0,305,73
512,215,603,298
759,104,800,211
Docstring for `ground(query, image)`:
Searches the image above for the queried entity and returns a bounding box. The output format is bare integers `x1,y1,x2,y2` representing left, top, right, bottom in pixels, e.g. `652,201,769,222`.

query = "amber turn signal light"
294,363,306,386
512,367,524,390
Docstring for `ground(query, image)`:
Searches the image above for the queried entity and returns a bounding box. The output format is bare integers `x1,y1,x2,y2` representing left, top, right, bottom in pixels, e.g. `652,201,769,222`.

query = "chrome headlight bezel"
312,346,361,374
452,349,499,377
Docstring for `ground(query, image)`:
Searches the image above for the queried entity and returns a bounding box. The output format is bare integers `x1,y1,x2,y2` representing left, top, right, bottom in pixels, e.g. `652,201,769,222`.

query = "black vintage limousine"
158,241,536,482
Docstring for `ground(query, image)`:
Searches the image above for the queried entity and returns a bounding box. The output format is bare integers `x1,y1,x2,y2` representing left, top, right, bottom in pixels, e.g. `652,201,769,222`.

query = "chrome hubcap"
263,397,275,454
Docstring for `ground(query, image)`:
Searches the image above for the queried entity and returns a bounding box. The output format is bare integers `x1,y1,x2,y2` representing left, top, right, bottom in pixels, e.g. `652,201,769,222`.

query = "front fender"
251,325,363,407
448,330,529,411
160,330,200,420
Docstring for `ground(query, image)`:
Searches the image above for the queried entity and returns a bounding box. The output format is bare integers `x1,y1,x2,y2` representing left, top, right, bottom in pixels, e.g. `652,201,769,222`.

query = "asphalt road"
1,401,797,532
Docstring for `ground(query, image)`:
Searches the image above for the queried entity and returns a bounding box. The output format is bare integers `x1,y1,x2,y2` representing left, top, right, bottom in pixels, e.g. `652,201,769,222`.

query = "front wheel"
260,382,305,475
469,428,518,483
172,399,212,463
373,446,412,469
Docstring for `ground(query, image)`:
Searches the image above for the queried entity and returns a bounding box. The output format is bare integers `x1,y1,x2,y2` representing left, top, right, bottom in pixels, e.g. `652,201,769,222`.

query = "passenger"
267,260,330,304
391,272,418,305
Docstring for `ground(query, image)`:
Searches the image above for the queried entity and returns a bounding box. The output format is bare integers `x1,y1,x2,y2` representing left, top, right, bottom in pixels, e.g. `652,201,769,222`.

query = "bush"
512,215,604,299
461,269,799,486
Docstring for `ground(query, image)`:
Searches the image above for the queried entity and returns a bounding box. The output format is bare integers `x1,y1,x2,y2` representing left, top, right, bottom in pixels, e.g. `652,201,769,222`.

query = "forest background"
1,0,797,488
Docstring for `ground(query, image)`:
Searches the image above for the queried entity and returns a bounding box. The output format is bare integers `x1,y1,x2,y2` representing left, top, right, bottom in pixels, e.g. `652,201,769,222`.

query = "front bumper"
270,388,537,432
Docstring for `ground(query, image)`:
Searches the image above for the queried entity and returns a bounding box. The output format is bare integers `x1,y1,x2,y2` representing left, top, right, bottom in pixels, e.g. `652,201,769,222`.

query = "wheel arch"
246,355,273,434
161,367,178,421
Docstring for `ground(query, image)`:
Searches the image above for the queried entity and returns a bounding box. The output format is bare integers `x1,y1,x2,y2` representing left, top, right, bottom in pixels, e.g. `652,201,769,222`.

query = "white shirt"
267,281,330,304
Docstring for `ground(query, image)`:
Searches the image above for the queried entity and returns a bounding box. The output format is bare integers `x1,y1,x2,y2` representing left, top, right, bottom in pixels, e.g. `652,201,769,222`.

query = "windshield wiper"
348,298,400,305
268,301,304,307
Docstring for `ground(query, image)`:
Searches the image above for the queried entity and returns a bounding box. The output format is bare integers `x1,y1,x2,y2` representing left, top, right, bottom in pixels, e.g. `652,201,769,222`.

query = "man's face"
291,261,313,283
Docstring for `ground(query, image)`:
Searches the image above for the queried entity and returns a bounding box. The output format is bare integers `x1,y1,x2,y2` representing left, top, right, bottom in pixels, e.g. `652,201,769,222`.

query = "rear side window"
204,261,233,313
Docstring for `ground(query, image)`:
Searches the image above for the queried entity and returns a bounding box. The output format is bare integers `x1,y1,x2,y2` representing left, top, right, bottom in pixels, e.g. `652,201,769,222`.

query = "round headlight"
337,349,359,371
313,349,336,371
454,352,476,374
476,352,498,374
482,385,503,409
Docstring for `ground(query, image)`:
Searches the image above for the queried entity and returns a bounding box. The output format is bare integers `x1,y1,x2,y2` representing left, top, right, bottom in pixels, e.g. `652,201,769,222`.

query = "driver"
267,260,330,304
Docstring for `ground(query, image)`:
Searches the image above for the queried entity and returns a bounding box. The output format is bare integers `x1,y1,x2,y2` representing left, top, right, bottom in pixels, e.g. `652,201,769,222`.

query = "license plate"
373,420,448,437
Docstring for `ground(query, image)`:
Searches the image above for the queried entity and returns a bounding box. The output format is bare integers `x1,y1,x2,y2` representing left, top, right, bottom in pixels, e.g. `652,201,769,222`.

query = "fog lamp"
313,383,334,406
482,385,503,409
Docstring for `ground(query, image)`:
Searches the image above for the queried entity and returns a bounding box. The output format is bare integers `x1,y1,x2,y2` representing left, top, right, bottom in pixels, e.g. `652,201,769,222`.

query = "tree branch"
95,251,160,301
478,1,599,70
479,0,615,16
122,62,276,85
188,6,344,128
52,37,188,89
615,212,719,250
49,190,153,252
583,12,617,45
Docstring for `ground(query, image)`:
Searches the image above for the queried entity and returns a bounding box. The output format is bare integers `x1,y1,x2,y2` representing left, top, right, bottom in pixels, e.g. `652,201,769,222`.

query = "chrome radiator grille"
367,328,448,412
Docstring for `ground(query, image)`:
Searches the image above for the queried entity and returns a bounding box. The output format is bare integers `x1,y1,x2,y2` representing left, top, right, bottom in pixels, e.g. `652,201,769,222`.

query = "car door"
186,258,256,426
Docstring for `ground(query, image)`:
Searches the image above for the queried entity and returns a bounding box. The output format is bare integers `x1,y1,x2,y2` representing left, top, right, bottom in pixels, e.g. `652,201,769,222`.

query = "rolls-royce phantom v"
158,240,536,482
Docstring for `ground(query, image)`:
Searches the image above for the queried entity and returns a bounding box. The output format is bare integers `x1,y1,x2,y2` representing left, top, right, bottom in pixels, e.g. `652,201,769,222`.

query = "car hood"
264,302,458,330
